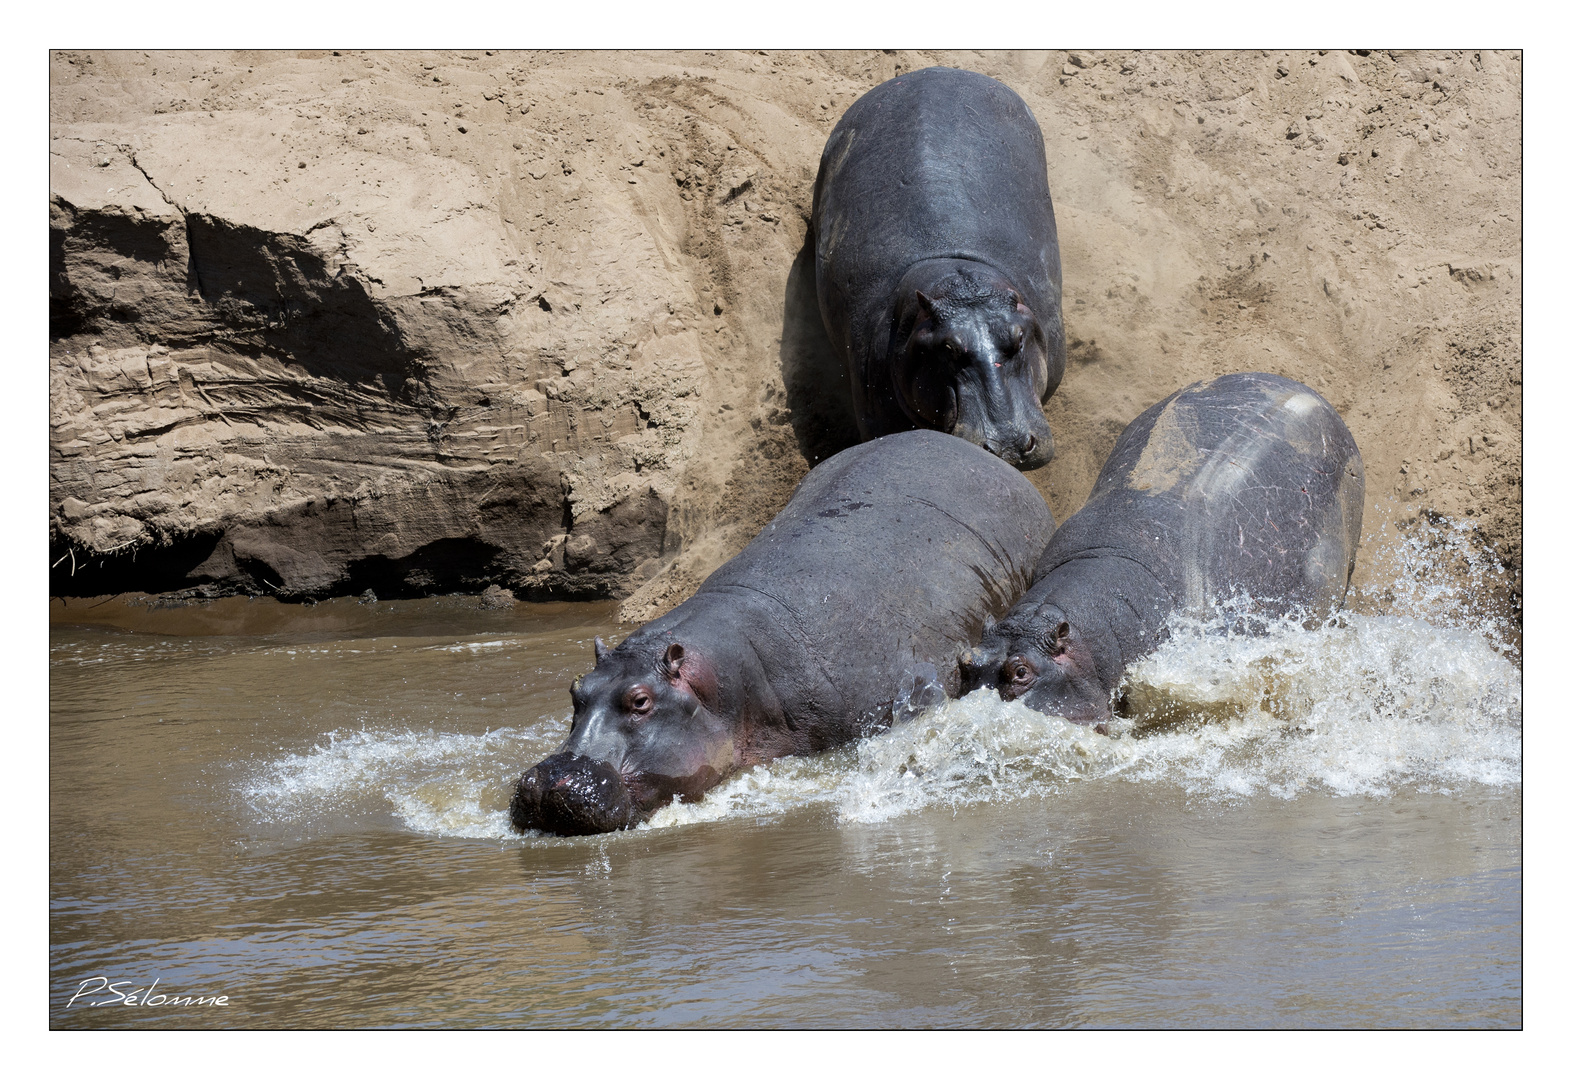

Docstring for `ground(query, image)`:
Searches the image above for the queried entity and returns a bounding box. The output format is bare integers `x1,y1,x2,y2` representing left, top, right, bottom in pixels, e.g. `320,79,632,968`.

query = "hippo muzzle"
950,363,1056,470
958,641,1008,693
510,752,639,835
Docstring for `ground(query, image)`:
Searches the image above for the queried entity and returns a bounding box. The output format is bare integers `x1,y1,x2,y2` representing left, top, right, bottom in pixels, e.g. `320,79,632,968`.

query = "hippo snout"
958,641,1007,692
510,752,638,835
983,421,1053,470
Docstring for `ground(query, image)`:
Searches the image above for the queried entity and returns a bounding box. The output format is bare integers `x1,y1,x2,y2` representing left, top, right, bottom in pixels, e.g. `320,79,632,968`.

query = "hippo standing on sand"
812,66,1065,469
960,372,1364,726
511,429,1055,835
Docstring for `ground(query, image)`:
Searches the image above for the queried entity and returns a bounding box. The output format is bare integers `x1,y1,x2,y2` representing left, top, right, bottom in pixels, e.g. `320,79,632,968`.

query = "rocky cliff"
49,50,1521,625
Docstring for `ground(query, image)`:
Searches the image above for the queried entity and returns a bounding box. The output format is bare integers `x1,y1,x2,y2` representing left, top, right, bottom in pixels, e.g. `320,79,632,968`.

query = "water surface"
49,591,1520,1028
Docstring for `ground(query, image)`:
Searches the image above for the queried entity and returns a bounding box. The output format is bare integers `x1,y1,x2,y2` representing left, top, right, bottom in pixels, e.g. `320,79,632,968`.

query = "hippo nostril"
1023,435,1036,455
512,753,639,836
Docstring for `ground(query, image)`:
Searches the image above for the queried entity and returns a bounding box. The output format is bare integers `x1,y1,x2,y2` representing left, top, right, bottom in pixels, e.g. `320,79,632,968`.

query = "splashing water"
243,727,536,839
642,703,1119,829
646,553,1521,831
1353,506,1519,658
641,608,1521,830
242,603,1519,841
239,511,1520,840
1114,610,1520,797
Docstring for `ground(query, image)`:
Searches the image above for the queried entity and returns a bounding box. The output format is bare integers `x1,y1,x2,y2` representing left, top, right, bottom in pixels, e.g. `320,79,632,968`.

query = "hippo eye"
1004,657,1037,696
1009,325,1025,353
624,686,654,716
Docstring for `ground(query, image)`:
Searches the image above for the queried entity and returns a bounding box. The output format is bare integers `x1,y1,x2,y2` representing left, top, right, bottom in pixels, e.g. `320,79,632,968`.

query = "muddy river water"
49,584,1520,1029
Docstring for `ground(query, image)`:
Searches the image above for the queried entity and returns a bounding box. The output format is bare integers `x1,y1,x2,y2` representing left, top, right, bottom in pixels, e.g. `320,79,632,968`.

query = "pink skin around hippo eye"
1002,656,1037,699
624,685,654,717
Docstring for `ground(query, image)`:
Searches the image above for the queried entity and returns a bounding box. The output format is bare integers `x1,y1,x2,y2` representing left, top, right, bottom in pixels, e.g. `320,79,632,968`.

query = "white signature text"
66,977,230,1008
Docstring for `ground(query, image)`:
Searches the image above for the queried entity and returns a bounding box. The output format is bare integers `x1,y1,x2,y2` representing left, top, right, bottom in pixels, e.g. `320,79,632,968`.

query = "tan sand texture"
49,50,1520,628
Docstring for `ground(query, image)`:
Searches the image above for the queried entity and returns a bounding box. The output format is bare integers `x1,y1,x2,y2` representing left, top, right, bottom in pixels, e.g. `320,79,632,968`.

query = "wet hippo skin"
812,66,1065,469
511,429,1056,834
961,372,1365,726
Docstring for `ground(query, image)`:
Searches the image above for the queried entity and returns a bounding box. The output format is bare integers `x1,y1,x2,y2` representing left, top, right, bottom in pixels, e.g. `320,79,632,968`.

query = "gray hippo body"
812,66,1065,469
960,372,1364,725
511,429,1056,835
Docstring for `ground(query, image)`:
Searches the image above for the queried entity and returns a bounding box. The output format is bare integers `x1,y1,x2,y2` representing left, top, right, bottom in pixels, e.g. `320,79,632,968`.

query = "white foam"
425,638,525,653
1353,509,1519,658
243,604,1519,841
238,512,1521,840
242,726,540,839
1112,610,1521,798
647,609,1520,830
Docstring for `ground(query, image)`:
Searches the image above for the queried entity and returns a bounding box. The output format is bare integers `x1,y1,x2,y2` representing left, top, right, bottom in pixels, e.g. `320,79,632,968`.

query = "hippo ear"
661,641,685,677
915,290,939,319
661,642,719,706
1046,621,1072,656
594,636,610,664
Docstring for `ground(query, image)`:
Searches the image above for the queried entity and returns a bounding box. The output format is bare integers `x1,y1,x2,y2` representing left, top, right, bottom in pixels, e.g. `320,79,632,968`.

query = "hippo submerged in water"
960,372,1364,726
812,66,1065,469
511,429,1055,835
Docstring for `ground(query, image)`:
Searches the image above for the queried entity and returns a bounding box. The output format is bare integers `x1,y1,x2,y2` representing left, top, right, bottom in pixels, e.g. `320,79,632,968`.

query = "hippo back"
695,428,1054,723
1040,373,1364,621
812,67,1063,369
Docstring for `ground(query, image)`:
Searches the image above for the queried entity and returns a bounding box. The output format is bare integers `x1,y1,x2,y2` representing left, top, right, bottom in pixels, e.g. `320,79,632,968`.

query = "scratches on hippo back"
816,500,873,519
1175,395,1325,615
1178,402,1347,618
902,492,1038,632
815,128,857,262
1177,433,1265,615
904,494,1012,580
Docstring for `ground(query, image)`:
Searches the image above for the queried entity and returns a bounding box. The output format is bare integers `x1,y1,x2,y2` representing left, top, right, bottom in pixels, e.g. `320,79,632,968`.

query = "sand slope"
48,49,1520,626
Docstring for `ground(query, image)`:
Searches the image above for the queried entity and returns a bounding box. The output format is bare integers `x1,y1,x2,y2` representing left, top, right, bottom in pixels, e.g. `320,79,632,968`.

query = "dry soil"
48,49,1521,630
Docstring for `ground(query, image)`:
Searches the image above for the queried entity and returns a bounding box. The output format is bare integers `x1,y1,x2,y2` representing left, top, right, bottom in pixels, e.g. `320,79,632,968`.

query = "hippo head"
958,607,1110,726
893,267,1056,469
510,637,737,835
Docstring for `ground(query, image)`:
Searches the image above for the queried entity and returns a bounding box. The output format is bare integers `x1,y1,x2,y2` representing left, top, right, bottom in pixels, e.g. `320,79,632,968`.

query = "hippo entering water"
960,372,1365,726
812,66,1065,469
511,429,1055,835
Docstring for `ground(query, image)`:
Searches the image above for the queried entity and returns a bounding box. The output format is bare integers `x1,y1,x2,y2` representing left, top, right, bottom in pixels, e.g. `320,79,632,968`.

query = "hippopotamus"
811,66,1065,470
959,372,1364,726
511,429,1055,835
